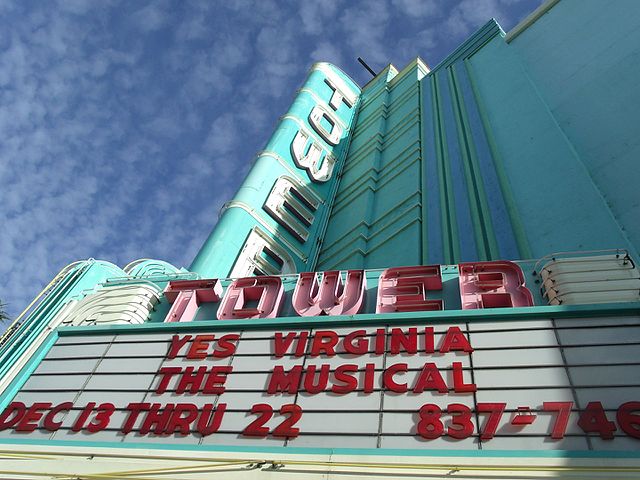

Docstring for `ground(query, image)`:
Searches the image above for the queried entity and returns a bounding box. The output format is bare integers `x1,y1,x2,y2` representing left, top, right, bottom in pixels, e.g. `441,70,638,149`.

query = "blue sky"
0,0,543,317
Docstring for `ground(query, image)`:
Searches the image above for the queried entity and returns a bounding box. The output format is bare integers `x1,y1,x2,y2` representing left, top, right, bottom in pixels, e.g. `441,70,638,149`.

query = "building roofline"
505,0,561,43
427,19,503,75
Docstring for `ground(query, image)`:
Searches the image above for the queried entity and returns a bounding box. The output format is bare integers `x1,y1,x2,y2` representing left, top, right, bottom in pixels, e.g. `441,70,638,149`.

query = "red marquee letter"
376,265,443,313
0,402,26,430
163,279,223,323
43,402,73,431
293,270,366,316
267,365,303,394
458,261,533,309
217,276,284,320
383,363,409,393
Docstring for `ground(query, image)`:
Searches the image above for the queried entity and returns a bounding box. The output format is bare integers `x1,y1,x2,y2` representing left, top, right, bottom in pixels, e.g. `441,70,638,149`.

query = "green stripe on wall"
463,58,532,259
448,65,500,260
431,75,460,263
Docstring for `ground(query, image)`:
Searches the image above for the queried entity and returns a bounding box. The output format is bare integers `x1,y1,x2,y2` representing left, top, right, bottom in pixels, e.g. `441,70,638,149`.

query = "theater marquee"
2,314,639,451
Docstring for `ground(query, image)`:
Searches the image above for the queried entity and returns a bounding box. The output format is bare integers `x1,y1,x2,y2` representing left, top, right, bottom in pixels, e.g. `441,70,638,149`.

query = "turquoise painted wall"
317,3,640,270
467,24,637,261
317,22,529,269
419,21,527,265
509,0,640,259
316,62,429,270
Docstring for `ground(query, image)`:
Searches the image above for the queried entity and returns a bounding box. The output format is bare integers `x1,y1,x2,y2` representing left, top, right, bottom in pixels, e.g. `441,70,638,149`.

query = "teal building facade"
0,1,639,478
189,0,640,278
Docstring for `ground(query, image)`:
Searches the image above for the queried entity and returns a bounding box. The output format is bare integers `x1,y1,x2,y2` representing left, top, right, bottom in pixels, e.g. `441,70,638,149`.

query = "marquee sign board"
2,314,639,452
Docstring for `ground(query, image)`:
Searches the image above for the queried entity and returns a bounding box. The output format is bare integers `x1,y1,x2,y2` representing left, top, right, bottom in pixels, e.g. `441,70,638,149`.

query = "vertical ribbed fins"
429,74,460,264
317,61,428,270
420,21,528,263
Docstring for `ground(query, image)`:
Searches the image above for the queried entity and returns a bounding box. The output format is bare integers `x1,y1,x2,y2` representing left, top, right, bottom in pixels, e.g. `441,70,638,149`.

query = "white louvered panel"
540,254,640,305
58,285,161,327
540,254,634,281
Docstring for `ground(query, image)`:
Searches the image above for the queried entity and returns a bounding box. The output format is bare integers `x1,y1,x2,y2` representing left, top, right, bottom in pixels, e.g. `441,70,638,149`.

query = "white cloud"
391,0,440,18
131,1,170,33
444,0,515,37
340,0,392,67
298,0,343,35
395,27,437,67
203,113,240,155
310,41,345,67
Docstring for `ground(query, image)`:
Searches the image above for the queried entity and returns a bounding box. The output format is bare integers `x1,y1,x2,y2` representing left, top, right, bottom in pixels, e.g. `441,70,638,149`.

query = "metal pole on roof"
357,57,377,77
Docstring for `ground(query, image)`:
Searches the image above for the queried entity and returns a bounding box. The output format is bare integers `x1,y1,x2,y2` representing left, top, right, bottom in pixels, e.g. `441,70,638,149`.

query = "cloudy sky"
0,0,543,317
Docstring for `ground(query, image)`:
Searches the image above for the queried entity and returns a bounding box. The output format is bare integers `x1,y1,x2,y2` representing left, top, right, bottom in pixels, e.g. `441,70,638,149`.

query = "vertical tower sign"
190,64,361,279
